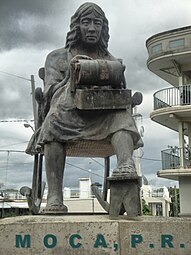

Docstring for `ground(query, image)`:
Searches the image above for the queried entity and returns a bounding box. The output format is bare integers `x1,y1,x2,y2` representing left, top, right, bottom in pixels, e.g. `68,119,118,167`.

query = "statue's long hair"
65,2,110,55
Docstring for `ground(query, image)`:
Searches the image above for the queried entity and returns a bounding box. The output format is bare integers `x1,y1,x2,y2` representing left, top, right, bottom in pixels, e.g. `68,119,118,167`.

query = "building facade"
146,25,191,216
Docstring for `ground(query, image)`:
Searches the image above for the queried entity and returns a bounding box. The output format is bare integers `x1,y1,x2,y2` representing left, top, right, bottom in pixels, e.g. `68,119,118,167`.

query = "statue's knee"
111,130,133,142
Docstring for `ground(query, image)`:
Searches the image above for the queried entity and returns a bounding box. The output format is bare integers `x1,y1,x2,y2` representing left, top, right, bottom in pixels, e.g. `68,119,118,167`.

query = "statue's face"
79,13,103,45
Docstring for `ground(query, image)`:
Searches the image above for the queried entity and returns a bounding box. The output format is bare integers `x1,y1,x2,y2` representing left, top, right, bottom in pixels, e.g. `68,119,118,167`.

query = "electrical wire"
0,119,34,123
0,150,104,178
0,141,28,149
0,147,162,187
89,158,104,167
66,162,103,178
0,70,32,82
0,150,25,153
141,157,161,162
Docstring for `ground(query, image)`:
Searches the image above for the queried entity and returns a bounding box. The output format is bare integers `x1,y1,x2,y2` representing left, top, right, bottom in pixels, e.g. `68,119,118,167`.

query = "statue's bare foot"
42,198,68,215
112,162,137,176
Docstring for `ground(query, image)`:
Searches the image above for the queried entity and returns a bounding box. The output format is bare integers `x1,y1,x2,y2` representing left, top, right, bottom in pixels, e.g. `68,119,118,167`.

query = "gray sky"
0,0,190,190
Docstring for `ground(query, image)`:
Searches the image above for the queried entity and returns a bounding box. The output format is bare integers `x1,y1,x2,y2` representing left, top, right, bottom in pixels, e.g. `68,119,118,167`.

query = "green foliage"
142,199,151,215
168,187,180,217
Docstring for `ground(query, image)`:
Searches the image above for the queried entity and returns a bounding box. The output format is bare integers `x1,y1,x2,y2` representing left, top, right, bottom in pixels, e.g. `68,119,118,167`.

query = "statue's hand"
70,55,93,63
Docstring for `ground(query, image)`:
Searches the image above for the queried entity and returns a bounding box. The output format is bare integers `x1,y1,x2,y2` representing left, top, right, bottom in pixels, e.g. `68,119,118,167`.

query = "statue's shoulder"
46,47,69,64
106,51,123,63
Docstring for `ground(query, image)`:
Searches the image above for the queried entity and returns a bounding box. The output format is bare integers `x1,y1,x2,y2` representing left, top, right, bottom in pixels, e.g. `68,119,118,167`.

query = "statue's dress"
26,47,142,154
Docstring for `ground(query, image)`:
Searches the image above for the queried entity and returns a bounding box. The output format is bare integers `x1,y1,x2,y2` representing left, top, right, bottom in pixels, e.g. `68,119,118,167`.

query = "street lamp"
24,123,35,132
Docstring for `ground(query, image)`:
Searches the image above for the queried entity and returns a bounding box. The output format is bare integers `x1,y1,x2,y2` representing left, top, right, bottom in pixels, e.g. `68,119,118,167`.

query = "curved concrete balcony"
158,169,191,180
158,147,191,180
150,85,191,133
146,26,191,86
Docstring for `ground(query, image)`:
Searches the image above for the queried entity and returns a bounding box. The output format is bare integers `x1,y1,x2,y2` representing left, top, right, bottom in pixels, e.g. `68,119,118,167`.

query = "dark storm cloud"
0,76,33,119
1,21,61,51
0,0,72,51
107,0,191,93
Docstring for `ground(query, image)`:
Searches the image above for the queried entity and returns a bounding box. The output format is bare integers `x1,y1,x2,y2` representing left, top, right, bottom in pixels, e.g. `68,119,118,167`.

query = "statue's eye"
81,19,90,26
95,21,102,26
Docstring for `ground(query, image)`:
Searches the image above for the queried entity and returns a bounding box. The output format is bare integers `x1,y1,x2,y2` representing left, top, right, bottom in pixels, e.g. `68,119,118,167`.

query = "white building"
1,178,171,216
146,26,191,216
142,185,171,217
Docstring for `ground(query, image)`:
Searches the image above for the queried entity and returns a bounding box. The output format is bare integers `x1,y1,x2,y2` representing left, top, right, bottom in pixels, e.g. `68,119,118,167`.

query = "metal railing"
154,84,191,110
152,190,164,197
161,147,190,170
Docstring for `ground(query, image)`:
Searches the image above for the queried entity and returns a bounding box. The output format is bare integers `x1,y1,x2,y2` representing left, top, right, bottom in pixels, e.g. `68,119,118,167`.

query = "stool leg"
103,157,110,201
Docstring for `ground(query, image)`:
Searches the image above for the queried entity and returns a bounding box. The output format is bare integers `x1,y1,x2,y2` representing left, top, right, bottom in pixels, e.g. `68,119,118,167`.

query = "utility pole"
30,75,37,130
133,106,144,177
174,185,178,217
0,71,37,129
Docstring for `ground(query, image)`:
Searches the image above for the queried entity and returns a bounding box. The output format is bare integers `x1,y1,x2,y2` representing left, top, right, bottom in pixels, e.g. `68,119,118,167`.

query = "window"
169,38,185,49
156,203,163,216
151,43,162,54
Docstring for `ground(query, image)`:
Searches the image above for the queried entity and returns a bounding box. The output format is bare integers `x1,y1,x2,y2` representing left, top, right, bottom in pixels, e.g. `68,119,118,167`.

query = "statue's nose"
88,21,96,32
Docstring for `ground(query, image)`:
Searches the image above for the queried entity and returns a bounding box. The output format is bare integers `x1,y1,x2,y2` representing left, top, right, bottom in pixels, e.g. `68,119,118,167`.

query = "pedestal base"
1,215,191,255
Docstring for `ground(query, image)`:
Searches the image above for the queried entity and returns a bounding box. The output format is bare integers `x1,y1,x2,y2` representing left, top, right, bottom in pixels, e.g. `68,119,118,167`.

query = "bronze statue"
26,2,143,214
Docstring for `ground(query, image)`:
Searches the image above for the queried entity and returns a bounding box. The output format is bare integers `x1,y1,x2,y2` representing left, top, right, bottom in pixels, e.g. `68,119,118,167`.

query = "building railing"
154,84,191,110
151,190,164,197
161,147,190,170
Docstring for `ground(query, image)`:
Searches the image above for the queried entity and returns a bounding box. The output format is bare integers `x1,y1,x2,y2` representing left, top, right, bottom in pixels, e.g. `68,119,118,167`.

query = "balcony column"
188,125,191,149
179,76,184,104
179,176,191,217
178,76,183,86
178,121,184,168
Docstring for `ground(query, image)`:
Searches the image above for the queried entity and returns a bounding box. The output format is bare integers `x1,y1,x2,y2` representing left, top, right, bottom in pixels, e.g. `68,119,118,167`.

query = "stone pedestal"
1,215,191,255
108,174,142,217
157,169,191,217
179,176,191,217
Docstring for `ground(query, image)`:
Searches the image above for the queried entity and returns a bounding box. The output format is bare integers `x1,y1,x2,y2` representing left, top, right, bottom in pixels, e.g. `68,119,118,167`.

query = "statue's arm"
43,49,69,115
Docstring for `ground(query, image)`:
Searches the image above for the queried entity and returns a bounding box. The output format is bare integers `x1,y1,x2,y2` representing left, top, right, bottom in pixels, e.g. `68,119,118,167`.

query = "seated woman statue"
26,2,143,214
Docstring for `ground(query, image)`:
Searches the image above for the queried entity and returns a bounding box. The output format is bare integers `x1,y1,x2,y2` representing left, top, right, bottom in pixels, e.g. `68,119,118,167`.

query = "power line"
0,150,25,153
0,160,104,180
90,158,104,167
66,162,103,179
0,119,34,123
141,157,161,162
0,149,162,163
0,70,32,82
0,161,33,167
0,150,104,178
0,141,28,149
